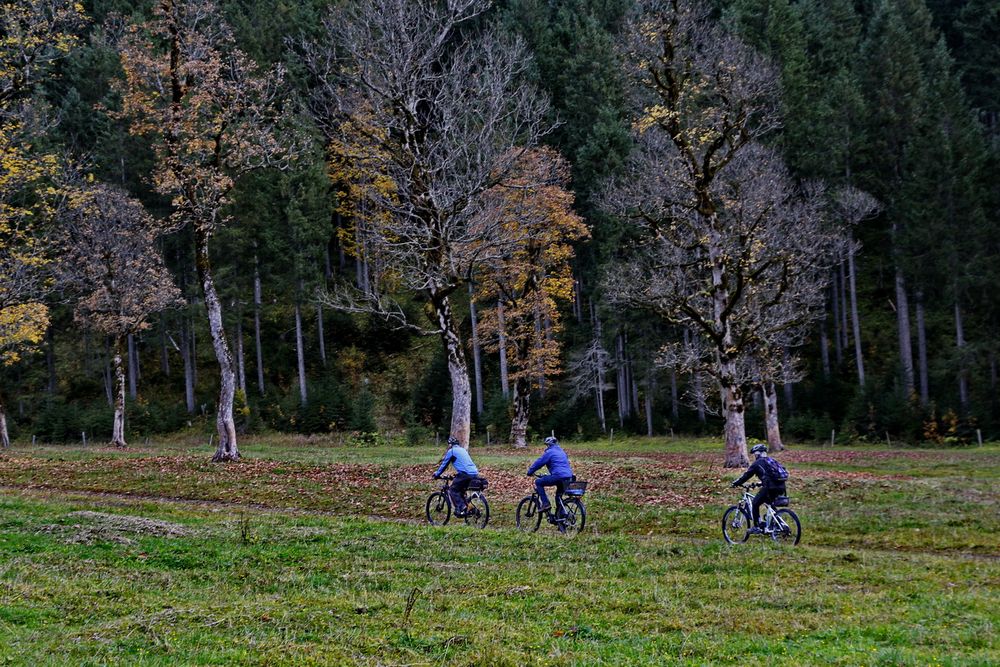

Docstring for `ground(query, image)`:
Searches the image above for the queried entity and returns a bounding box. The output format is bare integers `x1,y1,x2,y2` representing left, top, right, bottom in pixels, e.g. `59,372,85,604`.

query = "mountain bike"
516,474,587,536
722,482,801,545
425,475,490,529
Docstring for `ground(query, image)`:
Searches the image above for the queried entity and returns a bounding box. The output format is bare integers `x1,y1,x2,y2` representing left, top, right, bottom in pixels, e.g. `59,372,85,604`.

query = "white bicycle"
722,482,801,545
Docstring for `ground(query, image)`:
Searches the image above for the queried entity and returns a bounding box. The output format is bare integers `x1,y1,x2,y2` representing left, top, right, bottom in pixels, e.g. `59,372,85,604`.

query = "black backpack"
760,456,789,482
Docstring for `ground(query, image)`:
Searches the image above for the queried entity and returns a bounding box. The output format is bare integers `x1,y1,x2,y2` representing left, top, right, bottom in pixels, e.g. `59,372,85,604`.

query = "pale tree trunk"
316,303,327,367
0,397,10,448
103,339,114,406
235,317,246,395
497,300,510,400
181,319,195,414
839,260,849,351
111,335,127,448
253,255,265,396
295,298,307,407
848,245,865,386
763,382,784,452
469,284,484,416
510,375,530,448
895,268,916,398
195,230,239,462
127,333,138,400
432,291,472,447
955,299,969,414
159,314,170,375
915,292,929,407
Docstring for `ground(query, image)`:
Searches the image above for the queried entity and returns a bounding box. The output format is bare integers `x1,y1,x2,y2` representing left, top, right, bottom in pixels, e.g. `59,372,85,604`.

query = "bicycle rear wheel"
515,496,542,533
464,493,490,529
722,505,750,544
559,498,586,536
772,509,801,545
425,492,451,525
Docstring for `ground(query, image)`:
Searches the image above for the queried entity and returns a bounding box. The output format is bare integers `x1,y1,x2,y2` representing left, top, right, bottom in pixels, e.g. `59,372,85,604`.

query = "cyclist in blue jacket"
527,436,574,517
731,443,789,534
433,436,479,517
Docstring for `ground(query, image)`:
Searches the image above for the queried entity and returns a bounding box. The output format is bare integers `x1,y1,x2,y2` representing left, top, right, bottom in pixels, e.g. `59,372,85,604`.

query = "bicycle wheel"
771,509,801,545
464,493,490,529
425,492,451,525
722,505,750,544
515,496,542,533
559,498,586,537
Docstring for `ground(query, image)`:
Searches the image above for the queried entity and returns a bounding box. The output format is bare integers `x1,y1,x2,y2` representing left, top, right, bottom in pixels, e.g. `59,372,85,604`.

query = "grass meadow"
0,435,996,665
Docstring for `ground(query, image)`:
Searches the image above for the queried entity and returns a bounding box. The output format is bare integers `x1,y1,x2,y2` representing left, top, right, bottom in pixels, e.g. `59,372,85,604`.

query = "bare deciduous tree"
305,0,551,446
58,184,182,447
605,1,839,466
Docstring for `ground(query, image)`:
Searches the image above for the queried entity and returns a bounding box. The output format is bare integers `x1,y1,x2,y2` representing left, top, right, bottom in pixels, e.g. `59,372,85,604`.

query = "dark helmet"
544,435,559,447
750,443,768,456
448,435,461,448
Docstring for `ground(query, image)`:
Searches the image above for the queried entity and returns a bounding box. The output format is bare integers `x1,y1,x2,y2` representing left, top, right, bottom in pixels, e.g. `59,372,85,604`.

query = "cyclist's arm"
434,449,454,477
731,461,759,487
527,450,550,475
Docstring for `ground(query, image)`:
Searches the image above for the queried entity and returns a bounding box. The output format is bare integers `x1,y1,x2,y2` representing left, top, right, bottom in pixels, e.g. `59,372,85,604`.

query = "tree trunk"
295,298,307,407
915,292,929,407
839,260,850,351
955,299,969,414
253,255,265,396
127,333,138,400
195,229,239,462
432,290,472,447
510,375,530,448
764,381,784,452
235,317,246,395
111,335,127,448
895,268,916,398
0,398,10,448
497,300,510,400
782,348,794,413
469,284,484,416
721,372,749,468
316,303,327,367
670,368,679,422
46,326,56,394
848,245,865,386
181,319,196,414
103,338,114,407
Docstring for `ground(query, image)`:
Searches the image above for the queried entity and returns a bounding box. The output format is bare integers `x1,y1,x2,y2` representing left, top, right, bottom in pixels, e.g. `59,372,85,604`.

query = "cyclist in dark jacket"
527,436,574,515
433,436,479,517
731,443,788,533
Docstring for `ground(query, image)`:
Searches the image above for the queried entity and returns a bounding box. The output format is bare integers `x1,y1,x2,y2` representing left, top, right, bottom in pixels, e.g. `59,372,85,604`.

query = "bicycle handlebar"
436,474,454,481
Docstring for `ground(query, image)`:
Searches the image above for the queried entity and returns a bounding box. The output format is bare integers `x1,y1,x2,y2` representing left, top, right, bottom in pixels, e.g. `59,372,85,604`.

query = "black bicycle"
425,475,490,529
516,474,587,536
722,482,801,545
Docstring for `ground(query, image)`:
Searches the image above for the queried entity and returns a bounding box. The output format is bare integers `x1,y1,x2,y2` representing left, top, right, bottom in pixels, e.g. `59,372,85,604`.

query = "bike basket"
771,495,789,508
564,481,587,496
467,477,488,491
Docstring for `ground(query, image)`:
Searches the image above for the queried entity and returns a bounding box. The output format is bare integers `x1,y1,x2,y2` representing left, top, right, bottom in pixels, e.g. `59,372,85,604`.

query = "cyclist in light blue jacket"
433,436,479,516
527,436,574,515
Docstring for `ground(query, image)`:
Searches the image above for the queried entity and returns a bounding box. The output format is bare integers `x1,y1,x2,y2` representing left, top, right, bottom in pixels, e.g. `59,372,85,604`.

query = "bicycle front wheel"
560,498,586,537
772,509,801,545
425,492,451,525
464,493,490,529
515,496,542,533
722,505,750,544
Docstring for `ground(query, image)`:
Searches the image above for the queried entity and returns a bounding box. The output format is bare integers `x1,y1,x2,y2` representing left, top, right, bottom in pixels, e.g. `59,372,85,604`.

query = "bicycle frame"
737,486,789,535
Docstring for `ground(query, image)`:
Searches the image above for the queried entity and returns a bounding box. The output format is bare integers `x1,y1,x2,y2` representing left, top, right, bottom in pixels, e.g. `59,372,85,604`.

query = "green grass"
0,435,997,664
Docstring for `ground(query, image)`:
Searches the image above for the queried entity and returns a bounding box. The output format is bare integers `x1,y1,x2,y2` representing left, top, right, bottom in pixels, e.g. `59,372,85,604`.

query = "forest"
2,0,998,464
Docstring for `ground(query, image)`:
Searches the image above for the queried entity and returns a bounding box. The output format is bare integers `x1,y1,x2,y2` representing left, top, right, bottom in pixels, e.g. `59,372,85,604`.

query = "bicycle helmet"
750,443,768,457
544,435,559,447
447,435,461,448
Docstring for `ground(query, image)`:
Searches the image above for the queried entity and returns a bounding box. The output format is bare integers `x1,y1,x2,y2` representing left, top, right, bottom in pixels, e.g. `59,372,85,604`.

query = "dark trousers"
752,483,786,526
535,475,573,511
449,472,474,513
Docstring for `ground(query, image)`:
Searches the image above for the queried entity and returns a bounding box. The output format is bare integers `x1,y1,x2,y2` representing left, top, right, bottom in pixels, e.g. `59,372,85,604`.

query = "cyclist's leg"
553,477,572,518
535,474,560,511
751,488,768,527
451,473,472,514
